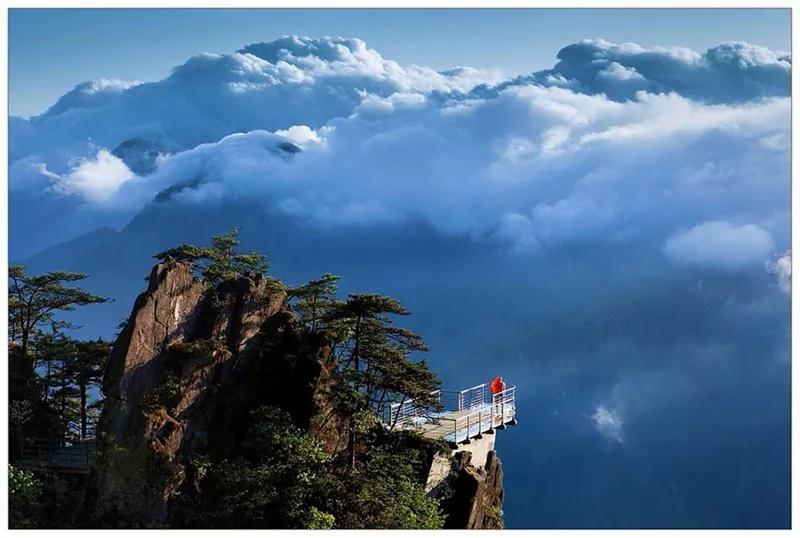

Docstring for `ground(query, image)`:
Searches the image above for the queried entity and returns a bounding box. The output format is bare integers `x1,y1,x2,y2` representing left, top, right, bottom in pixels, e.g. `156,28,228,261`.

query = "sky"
7,8,792,529
8,8,791,116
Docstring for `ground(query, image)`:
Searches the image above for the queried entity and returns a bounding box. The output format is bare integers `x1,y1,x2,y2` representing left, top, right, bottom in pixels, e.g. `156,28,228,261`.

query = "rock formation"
442,450,505,529
82,261,338,526
80,260,504,528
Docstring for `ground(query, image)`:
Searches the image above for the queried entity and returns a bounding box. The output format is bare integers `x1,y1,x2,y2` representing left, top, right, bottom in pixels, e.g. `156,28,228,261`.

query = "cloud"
488,39,791,103
591,405,625,444
46,149,136,203
9,36,501,172
663,221,776,269
43,79,143,118
274,125,321,145
9,37,791,266
766,250,791,293
98,85,788,261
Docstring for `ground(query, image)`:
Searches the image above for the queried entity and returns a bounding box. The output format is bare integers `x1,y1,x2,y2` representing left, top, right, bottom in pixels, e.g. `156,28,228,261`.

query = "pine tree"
46,341,82,444
8,265,108,363
289,273,341,333
70,339,111,439
154,227,268,284
326,293,440,468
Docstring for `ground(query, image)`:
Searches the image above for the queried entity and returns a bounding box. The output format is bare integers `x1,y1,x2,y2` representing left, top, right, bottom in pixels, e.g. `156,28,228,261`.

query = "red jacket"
490,377,505,394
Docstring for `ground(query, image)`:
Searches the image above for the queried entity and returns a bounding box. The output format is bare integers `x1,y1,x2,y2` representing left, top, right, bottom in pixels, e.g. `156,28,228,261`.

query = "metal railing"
442,386,516,443
380,382,516,443
381,390,442,425
17,438,95,474
456,383,492,411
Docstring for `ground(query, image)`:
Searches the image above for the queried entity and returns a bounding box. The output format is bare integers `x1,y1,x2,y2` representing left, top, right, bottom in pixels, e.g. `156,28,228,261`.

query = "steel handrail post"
501,389,505,424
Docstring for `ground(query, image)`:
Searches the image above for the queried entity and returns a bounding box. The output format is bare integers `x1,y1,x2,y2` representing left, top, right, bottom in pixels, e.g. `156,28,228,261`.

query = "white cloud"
663,221,776,269
43,79,142,118
591,405,625,444
274,125,321,145
504,38,791,103
49,149,136,203
766,251,791,294
81,85,786,258
9,36,502,170
8,37,791,263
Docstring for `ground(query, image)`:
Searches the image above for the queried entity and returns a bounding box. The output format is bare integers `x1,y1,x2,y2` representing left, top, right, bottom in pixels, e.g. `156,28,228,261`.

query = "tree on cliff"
174,406,334,528
8,265,111,459
66,339,111,439
172,406,443,529
154,227,268,284
289,273,340,333
9,265,109,361
326,449,445,529
326,293,441,468
14,329,110,443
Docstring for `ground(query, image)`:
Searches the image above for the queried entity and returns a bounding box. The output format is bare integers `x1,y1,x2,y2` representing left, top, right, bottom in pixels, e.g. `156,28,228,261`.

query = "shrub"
140,372,182,410
9,465,42,528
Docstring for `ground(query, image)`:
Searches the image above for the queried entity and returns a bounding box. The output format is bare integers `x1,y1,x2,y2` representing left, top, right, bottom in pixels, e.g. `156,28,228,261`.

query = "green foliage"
288,273,341,333
154,227,268,284
70,339,111,437
8,265,109,357
8,265,110,451
306,507,335,529
351,408,379,435
140,372,182,410
169,339,223,358
71,339,111,383
190,455,213,483
30,336,111,440
166,339,222,372
329,294,438,407
485,503,505,529
322,292,441,466
175,405,444,529
9,465,42,528
176,406,332,528
325,450,445,529
10,400,33,433
242,407,330,465
97,431,128,460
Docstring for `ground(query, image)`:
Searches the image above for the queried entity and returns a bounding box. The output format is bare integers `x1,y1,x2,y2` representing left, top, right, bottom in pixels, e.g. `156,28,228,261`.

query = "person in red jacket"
490,376,506,395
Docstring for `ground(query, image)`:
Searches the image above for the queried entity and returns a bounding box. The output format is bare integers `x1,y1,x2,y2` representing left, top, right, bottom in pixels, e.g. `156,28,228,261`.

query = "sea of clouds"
9,36,791,271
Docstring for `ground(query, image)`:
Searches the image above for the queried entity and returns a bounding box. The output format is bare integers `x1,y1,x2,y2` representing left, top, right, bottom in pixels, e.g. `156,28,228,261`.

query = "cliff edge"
80,260,504,528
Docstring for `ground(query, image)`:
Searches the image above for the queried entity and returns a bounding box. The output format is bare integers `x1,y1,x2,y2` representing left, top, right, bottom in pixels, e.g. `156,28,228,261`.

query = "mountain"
111,137,169,176
81,259,505,528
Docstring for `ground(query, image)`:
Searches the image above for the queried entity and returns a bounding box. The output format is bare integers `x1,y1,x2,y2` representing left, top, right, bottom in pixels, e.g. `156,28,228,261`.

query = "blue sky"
9,8,791,116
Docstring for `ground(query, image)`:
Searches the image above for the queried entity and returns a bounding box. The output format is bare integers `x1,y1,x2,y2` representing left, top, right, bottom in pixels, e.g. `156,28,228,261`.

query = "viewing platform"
380,382,517,445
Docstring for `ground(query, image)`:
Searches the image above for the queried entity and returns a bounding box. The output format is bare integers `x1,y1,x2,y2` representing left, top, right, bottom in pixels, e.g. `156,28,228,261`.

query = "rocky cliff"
81,261,339,527
443,450,505,529
80,260,504,528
